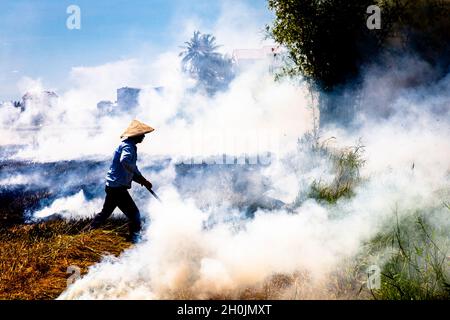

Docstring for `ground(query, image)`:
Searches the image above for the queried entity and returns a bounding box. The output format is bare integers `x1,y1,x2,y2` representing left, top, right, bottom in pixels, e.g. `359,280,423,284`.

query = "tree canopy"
267,0,450,92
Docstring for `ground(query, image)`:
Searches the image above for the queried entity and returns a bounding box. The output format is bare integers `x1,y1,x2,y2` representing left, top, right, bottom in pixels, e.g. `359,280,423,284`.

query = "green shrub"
365,208,450,300
308,142,365,204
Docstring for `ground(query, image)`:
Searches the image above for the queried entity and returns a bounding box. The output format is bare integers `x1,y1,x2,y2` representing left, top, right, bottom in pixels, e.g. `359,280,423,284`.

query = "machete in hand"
146,186,162,202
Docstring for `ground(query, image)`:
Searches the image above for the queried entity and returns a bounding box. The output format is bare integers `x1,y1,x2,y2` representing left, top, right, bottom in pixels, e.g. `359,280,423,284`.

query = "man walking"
90,119,154,243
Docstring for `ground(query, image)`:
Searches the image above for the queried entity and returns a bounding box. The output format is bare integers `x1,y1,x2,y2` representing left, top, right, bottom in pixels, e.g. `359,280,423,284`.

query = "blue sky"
0,0,272,100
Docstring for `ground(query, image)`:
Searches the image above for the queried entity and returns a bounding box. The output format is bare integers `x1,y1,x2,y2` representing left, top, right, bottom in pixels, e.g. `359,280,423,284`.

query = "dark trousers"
91,186,141,235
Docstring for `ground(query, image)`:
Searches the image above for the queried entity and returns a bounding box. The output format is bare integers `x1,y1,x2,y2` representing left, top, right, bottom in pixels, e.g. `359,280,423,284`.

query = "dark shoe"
127,232,141,244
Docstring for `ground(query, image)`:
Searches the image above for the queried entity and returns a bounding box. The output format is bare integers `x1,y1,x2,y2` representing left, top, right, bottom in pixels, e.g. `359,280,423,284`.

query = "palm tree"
179,31,221,76
180,31,234,95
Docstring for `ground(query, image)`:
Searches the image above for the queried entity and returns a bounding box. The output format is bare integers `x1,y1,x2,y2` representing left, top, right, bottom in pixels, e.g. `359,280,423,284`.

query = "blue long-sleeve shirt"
105,139,142,188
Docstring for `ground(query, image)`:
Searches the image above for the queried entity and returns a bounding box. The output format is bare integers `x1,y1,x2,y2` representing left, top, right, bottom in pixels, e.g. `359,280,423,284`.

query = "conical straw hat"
120,119,155,139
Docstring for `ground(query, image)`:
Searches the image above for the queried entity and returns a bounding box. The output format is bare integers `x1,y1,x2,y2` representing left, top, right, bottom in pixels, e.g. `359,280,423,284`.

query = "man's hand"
135,175,160,201
134,174,152,190
143,179,153,190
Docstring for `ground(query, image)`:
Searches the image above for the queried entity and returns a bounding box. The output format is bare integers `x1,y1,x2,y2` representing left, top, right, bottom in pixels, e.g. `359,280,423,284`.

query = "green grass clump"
308,142,365,204
364,208,450,300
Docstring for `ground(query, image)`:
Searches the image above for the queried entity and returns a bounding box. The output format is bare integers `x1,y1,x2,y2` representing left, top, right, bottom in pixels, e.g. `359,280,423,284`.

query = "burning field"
0,0,449,300
1,117,449,300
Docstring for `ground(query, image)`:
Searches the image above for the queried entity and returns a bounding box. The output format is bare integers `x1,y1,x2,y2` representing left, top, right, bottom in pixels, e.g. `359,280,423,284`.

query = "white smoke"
0,1,448,300
59,153,448,299
58,52,449,298
32,190,102,220
1,59,311,162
